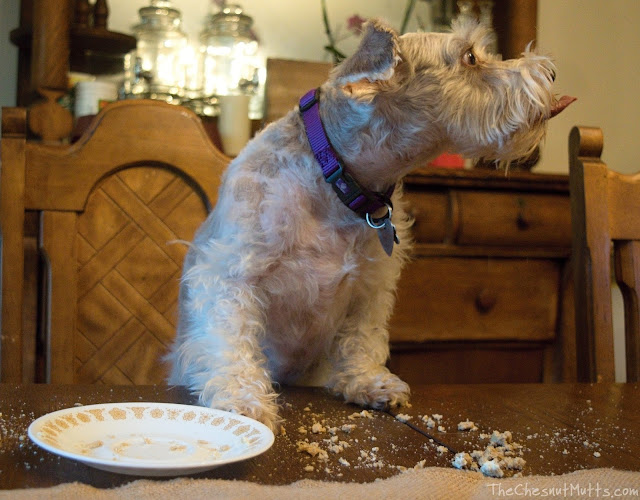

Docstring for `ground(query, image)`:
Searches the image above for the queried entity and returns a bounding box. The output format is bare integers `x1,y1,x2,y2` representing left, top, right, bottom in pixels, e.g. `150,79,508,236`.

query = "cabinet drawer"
455,191,571,247
389,257,560,343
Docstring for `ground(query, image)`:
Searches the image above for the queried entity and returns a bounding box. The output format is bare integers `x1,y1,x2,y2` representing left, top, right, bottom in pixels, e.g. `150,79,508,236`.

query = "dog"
167,18,574,430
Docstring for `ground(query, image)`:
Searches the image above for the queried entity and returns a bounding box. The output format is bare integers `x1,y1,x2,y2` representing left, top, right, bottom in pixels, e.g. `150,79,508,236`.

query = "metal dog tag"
377,219,399,256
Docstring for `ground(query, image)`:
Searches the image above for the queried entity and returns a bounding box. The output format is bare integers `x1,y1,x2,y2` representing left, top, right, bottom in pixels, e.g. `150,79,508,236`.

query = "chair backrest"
1,100,229,384
263,58,332,123
569,125,640,383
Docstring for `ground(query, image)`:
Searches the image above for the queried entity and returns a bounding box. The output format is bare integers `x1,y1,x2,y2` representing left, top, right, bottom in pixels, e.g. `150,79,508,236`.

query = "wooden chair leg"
615,240,640,382
1,108,28,382
40,212,78,383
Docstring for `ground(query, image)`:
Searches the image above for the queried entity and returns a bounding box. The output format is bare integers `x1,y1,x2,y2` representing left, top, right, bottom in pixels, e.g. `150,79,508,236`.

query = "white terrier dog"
168,19,574,430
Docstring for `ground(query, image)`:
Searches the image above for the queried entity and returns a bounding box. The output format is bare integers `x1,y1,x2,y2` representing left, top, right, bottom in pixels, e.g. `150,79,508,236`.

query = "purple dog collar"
299,88,395,221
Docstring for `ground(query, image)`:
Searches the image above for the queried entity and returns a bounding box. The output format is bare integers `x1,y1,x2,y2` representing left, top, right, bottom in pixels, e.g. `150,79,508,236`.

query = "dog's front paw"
225,399,281,432
333,369,410,410
200,386,281,431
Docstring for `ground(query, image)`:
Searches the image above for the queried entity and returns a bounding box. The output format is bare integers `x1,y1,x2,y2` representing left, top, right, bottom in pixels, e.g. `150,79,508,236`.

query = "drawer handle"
516,198,530,230
517,212,530,230
475,288,497,313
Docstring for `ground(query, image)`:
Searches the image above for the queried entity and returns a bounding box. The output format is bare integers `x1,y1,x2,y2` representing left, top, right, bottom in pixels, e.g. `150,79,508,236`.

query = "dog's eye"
463,49,477,67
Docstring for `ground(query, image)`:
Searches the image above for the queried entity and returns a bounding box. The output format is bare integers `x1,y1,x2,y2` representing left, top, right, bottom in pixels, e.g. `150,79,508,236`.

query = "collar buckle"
326,164,361,206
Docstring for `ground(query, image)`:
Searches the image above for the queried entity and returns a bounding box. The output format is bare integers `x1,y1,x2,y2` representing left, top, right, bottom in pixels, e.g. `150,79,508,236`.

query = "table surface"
0,383,638,489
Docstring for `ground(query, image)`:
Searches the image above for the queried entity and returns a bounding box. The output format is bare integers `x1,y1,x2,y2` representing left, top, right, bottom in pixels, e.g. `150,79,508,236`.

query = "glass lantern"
199,2,265,118
128,0,188,102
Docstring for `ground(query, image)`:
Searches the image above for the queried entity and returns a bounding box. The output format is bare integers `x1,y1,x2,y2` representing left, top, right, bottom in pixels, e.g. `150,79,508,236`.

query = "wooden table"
0,384,638,489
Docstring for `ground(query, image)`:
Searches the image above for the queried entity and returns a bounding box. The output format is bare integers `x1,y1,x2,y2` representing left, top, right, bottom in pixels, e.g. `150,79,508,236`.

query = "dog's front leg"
170,279,280,430
326,237,411,410
327,297,410,410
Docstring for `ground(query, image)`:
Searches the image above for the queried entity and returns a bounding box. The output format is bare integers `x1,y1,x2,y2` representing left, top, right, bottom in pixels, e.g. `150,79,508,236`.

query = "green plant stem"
400,0,417,34
324,45,347,62
321,0,342,63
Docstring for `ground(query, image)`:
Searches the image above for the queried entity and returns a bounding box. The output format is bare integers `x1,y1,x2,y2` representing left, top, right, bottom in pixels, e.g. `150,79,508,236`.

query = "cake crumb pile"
452,430,526,478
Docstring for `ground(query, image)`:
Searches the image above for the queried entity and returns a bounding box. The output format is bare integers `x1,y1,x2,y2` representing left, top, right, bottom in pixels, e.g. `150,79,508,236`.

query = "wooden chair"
569,125,640,382
263,58,332,124
1,100,229,384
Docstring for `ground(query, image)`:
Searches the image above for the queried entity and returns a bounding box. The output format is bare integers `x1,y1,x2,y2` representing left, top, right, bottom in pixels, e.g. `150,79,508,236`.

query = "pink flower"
347,14,367,34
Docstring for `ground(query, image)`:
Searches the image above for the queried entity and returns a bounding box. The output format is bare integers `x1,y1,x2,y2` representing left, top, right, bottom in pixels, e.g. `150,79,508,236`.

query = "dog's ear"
332,19,402,100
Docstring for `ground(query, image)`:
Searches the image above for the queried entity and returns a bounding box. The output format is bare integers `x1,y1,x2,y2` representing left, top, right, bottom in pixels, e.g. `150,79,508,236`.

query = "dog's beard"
442,56,573,166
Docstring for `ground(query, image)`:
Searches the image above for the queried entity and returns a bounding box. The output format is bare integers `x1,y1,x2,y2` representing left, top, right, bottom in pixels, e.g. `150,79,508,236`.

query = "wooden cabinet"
388,167,575,384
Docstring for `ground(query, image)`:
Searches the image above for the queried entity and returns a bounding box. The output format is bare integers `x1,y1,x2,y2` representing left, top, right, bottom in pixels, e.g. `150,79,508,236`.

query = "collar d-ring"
366,204,392,229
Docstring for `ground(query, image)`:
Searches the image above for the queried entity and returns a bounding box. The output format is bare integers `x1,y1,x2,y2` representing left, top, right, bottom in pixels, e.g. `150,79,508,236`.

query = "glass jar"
129,0,188,102
199,2,264,118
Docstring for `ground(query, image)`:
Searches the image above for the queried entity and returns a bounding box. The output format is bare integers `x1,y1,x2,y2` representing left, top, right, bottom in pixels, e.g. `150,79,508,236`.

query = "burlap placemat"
2,468,639,500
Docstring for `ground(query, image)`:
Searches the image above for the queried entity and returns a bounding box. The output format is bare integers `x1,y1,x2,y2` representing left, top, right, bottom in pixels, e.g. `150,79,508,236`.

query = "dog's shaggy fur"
167,19,572,430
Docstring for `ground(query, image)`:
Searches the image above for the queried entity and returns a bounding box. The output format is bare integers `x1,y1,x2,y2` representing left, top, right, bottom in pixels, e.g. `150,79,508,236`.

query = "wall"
537,0,640,175
0,0,19,109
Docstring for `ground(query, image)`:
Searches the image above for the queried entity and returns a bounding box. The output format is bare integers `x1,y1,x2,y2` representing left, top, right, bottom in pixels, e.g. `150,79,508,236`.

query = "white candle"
218,94,251,157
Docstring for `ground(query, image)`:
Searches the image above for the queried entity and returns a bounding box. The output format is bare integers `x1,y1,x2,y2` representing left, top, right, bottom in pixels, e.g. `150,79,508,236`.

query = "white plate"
28,402,274,476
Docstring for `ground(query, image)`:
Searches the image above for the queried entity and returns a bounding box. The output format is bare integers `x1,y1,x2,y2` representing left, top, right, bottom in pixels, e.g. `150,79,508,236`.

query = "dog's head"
320,19,574,179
